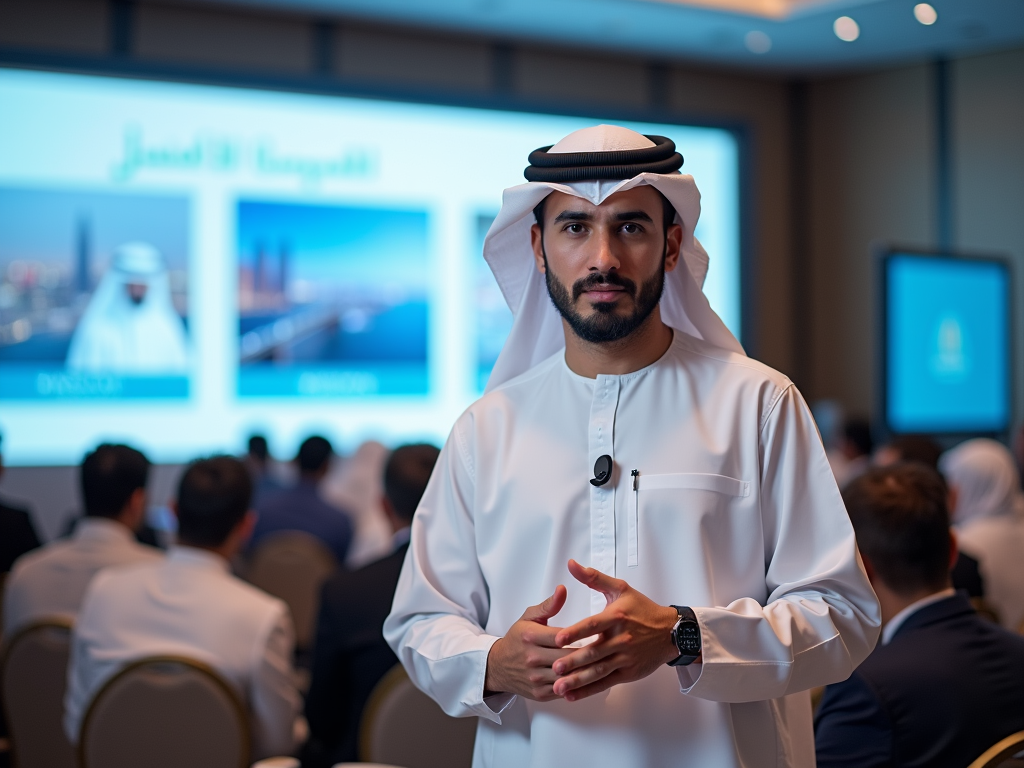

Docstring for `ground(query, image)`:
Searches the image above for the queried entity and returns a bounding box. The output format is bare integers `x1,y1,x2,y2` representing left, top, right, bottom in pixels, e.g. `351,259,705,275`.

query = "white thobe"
64,546,302,760
384,331,880,768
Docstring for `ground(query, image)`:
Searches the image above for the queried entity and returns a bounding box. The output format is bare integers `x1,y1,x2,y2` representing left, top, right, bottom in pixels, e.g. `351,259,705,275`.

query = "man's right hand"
484,585,572,702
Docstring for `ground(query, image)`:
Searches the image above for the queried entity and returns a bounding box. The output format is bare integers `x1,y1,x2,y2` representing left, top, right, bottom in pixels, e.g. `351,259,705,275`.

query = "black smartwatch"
667,605,701,667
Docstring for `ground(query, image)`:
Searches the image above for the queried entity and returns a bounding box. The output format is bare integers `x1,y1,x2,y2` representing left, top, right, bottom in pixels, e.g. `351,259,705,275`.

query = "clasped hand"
485,559,683,703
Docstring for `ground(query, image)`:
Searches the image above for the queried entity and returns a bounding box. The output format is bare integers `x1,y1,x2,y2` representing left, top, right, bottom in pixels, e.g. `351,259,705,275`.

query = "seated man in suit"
250,435,353,565
302,443,440,767
815,463,1024,768
0,432,41,578
3,443,160,636
64,456,302,760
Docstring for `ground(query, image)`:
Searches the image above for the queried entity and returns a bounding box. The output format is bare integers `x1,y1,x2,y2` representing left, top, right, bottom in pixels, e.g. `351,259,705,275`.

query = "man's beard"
544,255,665,344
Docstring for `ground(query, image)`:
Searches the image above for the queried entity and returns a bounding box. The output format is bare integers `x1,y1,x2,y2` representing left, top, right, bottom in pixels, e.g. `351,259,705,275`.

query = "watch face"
679,623,701,654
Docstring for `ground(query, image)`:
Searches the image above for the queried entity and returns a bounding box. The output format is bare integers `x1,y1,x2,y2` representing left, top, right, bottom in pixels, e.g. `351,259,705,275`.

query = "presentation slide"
0,68,740,465
885,252,1010,434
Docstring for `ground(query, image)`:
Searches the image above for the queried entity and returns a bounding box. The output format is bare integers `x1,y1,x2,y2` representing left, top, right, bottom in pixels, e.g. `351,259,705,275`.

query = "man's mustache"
572,272,637,302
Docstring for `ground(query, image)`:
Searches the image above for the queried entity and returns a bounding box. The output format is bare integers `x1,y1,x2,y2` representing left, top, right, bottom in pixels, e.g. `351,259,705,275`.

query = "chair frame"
77,654,251,768
358,663,411,763
969,730,1024,768
0,617,75,766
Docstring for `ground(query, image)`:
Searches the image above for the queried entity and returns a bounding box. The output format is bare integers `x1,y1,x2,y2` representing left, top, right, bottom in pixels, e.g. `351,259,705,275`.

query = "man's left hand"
552,559,688,702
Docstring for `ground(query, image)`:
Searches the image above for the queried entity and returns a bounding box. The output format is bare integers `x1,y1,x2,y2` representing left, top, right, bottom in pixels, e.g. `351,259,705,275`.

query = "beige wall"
805,51,1024,427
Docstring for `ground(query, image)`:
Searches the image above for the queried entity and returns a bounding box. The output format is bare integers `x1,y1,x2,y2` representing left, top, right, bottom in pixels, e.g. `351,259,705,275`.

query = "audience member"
64,456,302,760
871,433,985,599
941,438,1024,631
815,463,1024,767
303,443,440,767
250,436,353,564
0,433,41,576
3,444,160,636
873,434,943,470
245,433,283,500
830,417,873,488
323,440,392,568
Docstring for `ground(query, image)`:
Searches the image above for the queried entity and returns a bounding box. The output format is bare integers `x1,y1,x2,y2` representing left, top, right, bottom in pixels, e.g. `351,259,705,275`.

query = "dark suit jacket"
815,591,1024,768
303,542,407,767
0,499,41,573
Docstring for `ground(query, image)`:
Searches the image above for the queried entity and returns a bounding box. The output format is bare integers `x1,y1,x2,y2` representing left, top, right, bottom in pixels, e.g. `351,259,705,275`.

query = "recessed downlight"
744,30,772,54
834,16,860,42
914,3,938,25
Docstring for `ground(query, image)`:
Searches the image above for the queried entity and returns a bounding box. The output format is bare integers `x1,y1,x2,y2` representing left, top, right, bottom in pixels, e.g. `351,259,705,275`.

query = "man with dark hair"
250,435,353,564
245,433,283,500
303,443,440,767
0,432,41,576
873,433,943,471
815,463,1024,767
64,456,302,760
3,443,160,635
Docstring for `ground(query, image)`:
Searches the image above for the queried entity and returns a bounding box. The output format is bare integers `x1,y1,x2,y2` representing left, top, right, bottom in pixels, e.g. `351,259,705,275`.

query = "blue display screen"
886,253,1010,434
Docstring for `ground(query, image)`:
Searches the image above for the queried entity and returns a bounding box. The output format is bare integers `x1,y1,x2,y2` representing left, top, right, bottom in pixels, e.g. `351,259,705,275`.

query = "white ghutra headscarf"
482,124,743,393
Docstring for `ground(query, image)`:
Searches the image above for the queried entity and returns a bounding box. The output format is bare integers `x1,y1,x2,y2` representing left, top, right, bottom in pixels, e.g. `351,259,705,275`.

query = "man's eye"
622,223,643,234
566,223,585,234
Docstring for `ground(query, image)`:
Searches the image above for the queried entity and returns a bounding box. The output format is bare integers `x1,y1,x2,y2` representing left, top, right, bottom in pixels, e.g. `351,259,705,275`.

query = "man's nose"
589,228,621,273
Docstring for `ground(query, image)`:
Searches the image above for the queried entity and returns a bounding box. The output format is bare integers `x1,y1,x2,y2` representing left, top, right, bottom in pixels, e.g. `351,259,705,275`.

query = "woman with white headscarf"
941,438,1024,631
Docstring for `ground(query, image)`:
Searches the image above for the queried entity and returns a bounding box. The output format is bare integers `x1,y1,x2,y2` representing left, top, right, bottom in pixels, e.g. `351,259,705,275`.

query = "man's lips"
583,286,626,302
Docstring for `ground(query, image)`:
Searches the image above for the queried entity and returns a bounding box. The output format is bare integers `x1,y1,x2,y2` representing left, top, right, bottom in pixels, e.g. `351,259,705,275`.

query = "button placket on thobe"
588,374,621,616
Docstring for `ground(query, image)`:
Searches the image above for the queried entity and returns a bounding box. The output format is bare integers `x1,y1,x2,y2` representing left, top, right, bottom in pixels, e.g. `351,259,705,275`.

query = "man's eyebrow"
552,210,593,223
614,210,654,223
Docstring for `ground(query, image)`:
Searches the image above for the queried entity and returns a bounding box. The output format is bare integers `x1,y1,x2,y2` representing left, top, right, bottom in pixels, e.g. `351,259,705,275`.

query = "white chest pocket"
629,472,751,567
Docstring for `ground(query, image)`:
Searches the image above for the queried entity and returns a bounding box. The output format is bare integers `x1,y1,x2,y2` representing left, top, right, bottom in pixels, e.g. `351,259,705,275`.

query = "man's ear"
530,224,547,274
948,529,960,572
122,487,147,531
663,223,683,274
236,509,258,546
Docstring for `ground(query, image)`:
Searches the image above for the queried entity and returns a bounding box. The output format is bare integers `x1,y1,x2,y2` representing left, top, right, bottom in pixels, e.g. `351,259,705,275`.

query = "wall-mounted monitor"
879,248,1012,437
0,68,742,465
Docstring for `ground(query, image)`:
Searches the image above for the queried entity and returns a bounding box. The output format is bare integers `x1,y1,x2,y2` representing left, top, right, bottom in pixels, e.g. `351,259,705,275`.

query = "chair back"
79,655,249,768
0,619,77,768
969,731,1024,768
360,664,476,768
245,531,337,650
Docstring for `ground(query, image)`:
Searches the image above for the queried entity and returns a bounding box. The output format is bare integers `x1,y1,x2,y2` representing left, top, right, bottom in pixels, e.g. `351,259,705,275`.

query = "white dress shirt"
880,589,956,645
2,516,162,636
64,546,301,760
385,331,881,768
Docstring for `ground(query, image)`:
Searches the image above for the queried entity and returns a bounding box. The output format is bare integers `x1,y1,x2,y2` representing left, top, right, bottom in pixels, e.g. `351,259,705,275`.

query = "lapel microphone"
590,454,613,487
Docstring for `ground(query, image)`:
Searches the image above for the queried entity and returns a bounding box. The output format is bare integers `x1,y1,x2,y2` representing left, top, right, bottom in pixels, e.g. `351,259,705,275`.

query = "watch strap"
667,605,701,667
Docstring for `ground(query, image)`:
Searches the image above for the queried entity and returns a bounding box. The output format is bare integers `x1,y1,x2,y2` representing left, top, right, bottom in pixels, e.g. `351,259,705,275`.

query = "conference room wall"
805,51,1024,429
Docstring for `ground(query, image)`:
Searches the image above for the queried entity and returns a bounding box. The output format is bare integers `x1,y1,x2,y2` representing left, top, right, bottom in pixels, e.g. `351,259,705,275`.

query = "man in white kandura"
384,125,880,767
67,242,189,373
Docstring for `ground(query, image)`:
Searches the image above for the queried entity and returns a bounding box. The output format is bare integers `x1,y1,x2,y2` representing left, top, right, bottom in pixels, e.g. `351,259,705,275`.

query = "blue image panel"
0,186,192,400
236,200,431,398
0,365,188,399
887,254,1009,433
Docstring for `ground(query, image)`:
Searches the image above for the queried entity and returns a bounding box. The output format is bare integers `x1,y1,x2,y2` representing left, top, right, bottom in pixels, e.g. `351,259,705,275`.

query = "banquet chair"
78,655,250,768
244,531,337,652
360,664,476,768
0,618,77,768
968,731,1024,768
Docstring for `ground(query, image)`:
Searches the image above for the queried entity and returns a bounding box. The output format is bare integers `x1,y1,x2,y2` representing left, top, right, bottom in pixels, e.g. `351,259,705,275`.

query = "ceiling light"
914,3,938,25
833,16,860,42
744,30,772,54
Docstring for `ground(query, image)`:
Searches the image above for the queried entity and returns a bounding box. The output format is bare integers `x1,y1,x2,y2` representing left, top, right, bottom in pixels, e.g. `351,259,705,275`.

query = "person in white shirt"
384,125,880,768
64,456,302,760
940,438,1024,631
66,242,189,374
3,443,162,636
